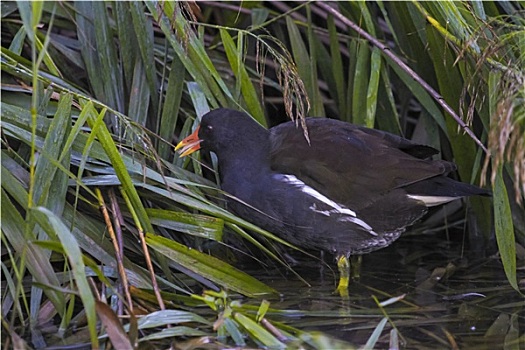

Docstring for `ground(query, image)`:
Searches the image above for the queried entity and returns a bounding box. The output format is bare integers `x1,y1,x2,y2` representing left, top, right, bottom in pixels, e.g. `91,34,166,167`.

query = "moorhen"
176,108,490,294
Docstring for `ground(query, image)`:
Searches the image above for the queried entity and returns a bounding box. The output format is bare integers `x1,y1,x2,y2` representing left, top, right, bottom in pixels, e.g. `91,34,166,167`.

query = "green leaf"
220,29,265,125
286,16,324,116
0,186,65,314
158,54,185,159
426,24,475,181
128,58,151,126
75,2,123,111
35,9,62,78
32,240,114,288
188,82,210,117
363,317,388,349
8,26,27,54
305,5,324,117
365,47,381,128
33,92,71,209
138,326,208,341
352,41,370,125
256,299,271,322
129,1,159,115
251,8,269,27
84,104,154,234
114,1,137,91
493,166,518,293
146,233,277,297
146,208,224,241
130,309,210,330
145,1,229,107
30,206,99,348
384,53,448,136
224,317,246,346
327,14,346,117
234,313,286,349
16,1,42,42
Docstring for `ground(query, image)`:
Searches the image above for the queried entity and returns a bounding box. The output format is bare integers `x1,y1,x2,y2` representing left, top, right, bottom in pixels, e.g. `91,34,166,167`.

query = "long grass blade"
220,29,265,124
146,233,277,297
493,166,519,293
158,54,185,159
130,1,159,115
1,185,65,314
30,207,99,347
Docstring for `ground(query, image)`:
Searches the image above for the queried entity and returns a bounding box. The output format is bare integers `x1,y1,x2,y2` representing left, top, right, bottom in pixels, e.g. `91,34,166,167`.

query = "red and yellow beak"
175,126,202,157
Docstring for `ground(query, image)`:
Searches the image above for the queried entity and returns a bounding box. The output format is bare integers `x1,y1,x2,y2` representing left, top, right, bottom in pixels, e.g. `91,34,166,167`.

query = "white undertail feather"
407,194,459,207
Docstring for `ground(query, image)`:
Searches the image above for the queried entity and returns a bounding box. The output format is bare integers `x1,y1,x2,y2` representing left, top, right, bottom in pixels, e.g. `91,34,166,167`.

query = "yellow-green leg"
336,255,350,297
350,255,362,279
335,255,363,297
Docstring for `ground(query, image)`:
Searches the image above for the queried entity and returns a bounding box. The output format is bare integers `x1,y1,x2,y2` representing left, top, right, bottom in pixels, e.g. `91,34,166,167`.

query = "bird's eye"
207,125,213,131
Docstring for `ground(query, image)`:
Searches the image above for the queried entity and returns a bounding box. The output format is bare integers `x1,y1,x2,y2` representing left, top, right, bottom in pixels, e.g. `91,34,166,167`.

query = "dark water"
241,230,524,349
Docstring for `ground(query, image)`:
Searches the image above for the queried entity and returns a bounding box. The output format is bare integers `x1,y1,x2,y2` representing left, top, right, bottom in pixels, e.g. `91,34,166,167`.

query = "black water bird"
176,108,490,294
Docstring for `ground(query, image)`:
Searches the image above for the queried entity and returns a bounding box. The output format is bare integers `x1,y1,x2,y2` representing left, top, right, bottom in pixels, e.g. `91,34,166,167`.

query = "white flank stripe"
278,175,357,216
338,216,376,234
276,174,376,235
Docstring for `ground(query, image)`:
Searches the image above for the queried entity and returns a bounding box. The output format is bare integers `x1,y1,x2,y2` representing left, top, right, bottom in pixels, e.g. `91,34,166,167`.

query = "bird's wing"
269,118,453,211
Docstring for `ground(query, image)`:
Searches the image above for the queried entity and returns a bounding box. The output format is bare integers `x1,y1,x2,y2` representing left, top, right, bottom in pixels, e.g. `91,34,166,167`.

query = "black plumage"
176,108,490,292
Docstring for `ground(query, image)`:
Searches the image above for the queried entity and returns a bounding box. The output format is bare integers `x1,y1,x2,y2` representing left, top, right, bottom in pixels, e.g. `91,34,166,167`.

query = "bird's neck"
216,140,272,193
218,148,271,179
